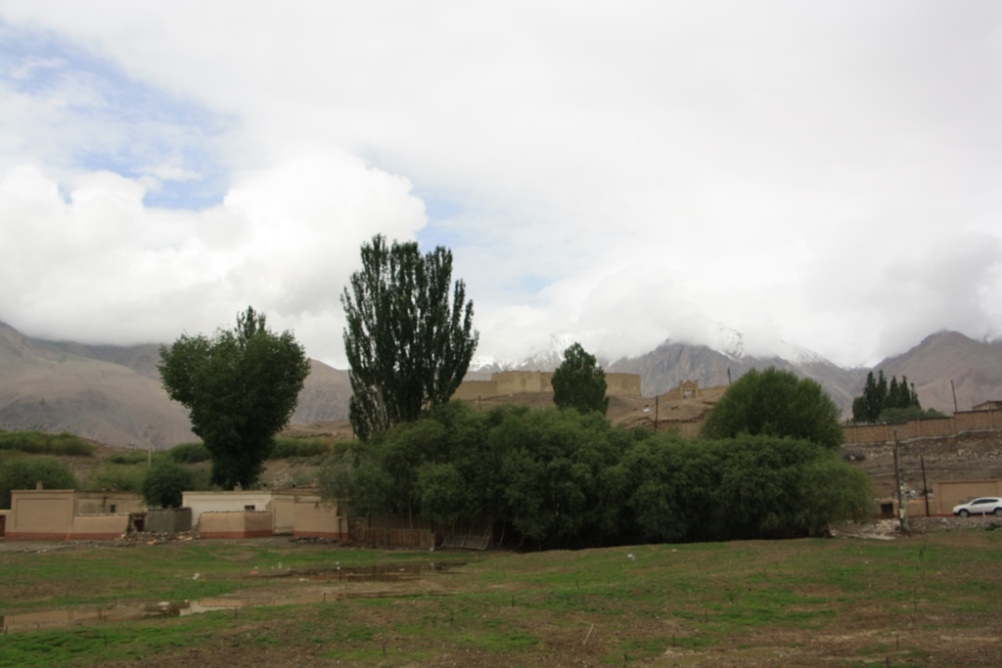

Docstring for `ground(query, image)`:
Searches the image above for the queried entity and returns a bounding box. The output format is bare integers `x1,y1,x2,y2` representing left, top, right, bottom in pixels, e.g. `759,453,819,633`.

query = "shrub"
0,457,78,507
167,442,211,463
84,463,146,493
270,438,332,459
142,462,194,509
0,431,94,457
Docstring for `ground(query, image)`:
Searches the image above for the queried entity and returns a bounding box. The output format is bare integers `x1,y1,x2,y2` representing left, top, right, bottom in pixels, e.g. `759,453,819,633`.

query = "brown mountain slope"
0,322,350,449
606,342,867,416
0,322,196,447
876,331,1002,413
4,319,1001,449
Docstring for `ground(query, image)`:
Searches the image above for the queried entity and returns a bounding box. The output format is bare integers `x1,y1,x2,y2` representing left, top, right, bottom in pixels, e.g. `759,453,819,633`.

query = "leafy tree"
141,462,194,509
700,367,843,449
342,235,478,441
0,457,77,507
159,307,311,489
484,407,629,547
551,342,609,415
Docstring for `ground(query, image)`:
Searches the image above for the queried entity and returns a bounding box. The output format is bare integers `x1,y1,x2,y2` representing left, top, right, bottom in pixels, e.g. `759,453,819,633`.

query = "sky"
1,1,1001,370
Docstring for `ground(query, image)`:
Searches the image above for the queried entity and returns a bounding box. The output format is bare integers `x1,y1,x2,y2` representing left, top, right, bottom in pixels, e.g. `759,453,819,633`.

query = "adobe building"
181,489,346,540
3,489,144,540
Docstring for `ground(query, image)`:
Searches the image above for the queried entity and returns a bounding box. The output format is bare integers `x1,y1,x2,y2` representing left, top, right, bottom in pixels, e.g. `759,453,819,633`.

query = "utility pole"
654,395,659,433
950,380,958,414
920,455,930,518
893,430,909,534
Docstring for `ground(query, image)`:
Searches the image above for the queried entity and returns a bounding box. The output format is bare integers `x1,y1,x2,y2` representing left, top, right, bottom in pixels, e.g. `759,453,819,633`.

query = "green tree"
141,461,194,509
622,435,871,542
551,343,609,415
700,367,843,449
851,371,922,422
0,457,77,507
159,307,311,489
342,235,478,441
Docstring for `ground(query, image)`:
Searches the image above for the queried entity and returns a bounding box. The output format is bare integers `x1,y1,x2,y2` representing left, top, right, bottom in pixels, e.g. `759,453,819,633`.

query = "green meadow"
2,529,1001,667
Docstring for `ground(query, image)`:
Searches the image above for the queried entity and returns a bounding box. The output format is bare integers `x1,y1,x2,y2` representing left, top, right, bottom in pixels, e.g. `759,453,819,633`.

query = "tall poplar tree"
851,370,922,422
342,235,478,441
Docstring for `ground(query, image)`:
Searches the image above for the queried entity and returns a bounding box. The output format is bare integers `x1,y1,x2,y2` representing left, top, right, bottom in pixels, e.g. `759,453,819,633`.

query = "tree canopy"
341,235,478,441
320,401,870,548
141,461,194,509
551,342,609,415
700,367,843,449
0,456,77,507
159,307,311,489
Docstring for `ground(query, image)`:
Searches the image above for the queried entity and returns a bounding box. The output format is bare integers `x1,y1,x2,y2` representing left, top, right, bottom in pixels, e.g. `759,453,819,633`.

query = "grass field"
2,529,1002,667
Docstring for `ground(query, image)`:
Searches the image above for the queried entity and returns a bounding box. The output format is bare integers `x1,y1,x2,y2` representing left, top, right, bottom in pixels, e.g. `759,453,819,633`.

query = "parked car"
952,497,1002,517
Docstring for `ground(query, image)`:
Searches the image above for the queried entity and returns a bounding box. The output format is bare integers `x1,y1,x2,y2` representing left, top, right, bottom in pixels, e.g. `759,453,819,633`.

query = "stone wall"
146,507,193,534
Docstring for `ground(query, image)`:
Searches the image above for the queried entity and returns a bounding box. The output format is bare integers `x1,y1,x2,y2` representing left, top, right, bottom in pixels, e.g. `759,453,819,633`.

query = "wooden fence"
349,522,435,549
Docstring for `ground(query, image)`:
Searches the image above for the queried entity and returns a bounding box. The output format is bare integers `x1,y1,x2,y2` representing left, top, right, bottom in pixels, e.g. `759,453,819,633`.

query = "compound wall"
843,409,1002,445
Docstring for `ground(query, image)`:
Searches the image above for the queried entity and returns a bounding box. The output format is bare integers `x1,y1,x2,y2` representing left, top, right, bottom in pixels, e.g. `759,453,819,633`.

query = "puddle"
261,562,460,582
1,562,461,634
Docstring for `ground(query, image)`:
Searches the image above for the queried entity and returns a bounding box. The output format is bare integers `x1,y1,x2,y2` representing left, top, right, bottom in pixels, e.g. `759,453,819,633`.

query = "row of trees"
155,234,872,548
319,401,871,547
850,370,943,423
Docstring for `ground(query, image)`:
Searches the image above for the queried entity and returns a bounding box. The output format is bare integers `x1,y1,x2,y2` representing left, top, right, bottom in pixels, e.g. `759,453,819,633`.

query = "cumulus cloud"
0,156,426,365
1,2,1002,369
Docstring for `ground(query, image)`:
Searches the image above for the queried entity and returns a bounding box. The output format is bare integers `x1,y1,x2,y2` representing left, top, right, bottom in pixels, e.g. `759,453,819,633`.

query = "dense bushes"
167,442,211,463
0,431,94,457
166,439,332,465
270,438,331,459
619,436,871,542
0,457,78,507
321,401,872,548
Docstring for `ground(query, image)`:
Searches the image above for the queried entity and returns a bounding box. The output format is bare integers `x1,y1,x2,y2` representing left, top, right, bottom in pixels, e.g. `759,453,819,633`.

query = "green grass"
2,532,1002,666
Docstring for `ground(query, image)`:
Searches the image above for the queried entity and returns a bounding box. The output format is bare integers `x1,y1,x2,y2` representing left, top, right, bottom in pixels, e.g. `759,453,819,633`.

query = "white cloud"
0,156,426,364
1,2,1001,369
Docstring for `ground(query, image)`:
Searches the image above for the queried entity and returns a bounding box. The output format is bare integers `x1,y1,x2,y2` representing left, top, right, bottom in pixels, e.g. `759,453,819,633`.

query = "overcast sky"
1,1,1001,369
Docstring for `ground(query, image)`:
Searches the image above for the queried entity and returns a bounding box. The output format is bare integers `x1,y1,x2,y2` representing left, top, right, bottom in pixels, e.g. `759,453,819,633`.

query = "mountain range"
1,320,1000,449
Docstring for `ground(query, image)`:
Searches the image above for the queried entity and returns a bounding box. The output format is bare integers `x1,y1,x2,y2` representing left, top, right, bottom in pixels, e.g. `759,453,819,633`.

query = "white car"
952,497,1002,517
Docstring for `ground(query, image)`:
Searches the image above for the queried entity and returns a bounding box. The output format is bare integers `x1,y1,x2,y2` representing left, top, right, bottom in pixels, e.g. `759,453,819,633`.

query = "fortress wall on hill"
453,380,497,401
494,371,553,394
456,371,642,400
605,373,642,396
